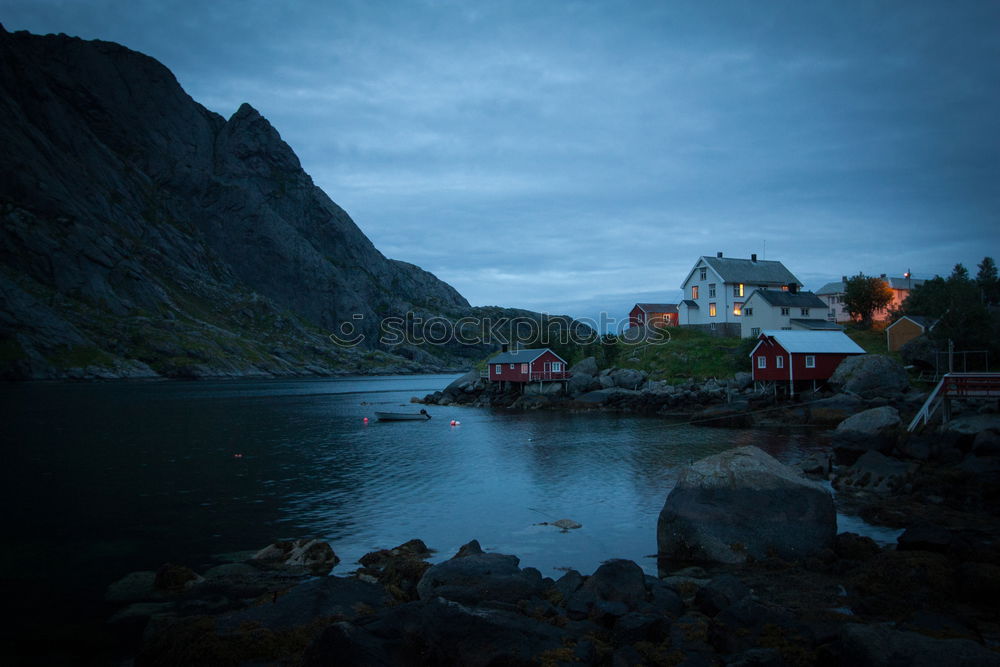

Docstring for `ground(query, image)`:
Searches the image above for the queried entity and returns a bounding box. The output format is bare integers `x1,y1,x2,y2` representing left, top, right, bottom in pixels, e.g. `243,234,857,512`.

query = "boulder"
833,406,901,465
733,372,753,391
829,354,910,398
442,368,480,395
250,538,339,575
415,543,545,605
836,623,999,667
808,393,865,426
657,446,836,564
836,405,901,433
833,450,918,494
691,403,753,428
580,559,647,608
569,356,598,376
610,368,646,389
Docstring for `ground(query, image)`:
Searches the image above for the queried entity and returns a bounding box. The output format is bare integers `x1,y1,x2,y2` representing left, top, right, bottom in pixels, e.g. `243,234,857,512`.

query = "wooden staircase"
908,373,1000,431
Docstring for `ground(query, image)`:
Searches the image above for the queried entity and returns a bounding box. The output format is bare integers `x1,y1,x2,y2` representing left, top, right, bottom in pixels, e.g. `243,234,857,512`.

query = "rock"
106,571,158,602
610,368,646,389
566,372,598,395
800,451,833,476
833,406,902,465
691,403,753,428
250,538,339,575
442,368,479,395
836,623,999,667
973,429,1000,457
833,450,917,494
829,354,910,398
581,559,647,608
808,393,866,426
693,574,751,616
154,563,203,592
834,532,882,561
836,405,902,434
540,518,582,531
733,371,753,390
897,524,953,554
415,547,545,605
657,446,836,564
569,356,598,376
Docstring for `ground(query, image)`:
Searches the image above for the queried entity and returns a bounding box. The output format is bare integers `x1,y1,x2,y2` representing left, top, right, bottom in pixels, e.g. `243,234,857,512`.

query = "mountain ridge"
0,26,515,379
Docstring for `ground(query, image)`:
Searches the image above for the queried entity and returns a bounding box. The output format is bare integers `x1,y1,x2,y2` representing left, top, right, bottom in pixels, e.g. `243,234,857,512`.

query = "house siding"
488,350,568,383
887,318,924,352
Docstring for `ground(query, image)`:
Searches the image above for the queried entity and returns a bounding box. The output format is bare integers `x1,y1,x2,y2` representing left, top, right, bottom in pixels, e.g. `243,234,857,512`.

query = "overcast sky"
4,0,999,323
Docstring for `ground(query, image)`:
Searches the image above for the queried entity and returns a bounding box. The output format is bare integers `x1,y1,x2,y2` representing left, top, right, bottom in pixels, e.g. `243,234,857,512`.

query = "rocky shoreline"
106,407,1000,666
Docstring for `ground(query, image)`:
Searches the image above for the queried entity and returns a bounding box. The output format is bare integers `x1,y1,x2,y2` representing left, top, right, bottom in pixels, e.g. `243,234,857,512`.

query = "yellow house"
886,315,935,352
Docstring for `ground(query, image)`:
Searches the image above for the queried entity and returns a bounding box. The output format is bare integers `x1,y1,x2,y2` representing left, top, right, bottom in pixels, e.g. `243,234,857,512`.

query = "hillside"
0,26,577,379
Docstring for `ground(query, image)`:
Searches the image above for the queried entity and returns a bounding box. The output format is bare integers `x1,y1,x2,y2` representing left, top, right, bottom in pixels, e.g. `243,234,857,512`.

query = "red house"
487,348,570,388
628,303,679,328
750,330,865,396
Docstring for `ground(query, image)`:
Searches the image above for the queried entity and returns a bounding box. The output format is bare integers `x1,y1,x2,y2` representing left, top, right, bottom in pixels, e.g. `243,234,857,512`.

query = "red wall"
751,339,859,382
489,350,568,382
629,307,678,328
629,305,643,328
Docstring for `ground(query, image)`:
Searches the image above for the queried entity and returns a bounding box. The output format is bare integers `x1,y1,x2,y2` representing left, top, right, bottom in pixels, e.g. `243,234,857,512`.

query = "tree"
901,270,995,353
843,273,894,328
951,263,970,281
977,256,999,305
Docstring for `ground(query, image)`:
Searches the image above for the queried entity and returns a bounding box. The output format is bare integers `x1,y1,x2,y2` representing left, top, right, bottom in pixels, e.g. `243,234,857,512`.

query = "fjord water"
2,374,831,646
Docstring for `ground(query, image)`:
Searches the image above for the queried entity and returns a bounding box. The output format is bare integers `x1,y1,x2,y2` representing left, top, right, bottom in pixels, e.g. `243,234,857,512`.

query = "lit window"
780,307,789,316
709,302,717,317
781,285,789,291
734,283,744,297
800,308,809,316
805,355,816,368
709,283,716,298
699,267,707,280
692,286,699,299
757,356,766,369
733,302,743,316
776,356,784,369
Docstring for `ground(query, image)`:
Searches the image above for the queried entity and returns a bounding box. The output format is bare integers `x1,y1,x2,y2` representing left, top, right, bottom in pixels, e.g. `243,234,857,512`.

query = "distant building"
750,330,866,396
486,348,569,389
739,288,840,338
886,315,936,352
628,303,678,328
817,274,926,324
678,252,802,337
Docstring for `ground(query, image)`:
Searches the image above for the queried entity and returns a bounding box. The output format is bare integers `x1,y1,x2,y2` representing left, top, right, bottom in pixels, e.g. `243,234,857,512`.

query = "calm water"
1,374,842,656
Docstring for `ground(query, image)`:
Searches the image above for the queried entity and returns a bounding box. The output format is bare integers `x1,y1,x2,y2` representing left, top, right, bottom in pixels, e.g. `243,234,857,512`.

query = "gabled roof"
884,276,926,290
682,256,801,289
886,315,937,331
757,330,866,355
487,348,564,365
680,299,699,309
815,281,845,296
789,318,843,331
750,289,827,309
634,303,678,314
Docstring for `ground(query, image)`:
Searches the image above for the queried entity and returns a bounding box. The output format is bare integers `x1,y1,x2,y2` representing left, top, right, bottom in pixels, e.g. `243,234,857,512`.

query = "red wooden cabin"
750,330,865,395
487,348,570,386
628,303,678,328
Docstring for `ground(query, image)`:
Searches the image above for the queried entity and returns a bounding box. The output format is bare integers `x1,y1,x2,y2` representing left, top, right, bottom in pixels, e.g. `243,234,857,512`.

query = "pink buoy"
363,417,369,423
450,420,456,426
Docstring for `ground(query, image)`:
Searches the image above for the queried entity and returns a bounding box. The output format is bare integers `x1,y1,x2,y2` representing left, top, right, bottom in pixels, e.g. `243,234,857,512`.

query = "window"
733,302,743,316
495,364,501,374
776,356,784,369
828,310,836,318
509,363,515,369
552,362,562,372
520,363,528,373
709,302,717,317
781,285,789,291
757,356,766,369
751,327,761,337
744,307,753,316
699,267,707,280
734,283,744,297
800,308,809,316
780,307,790,316
708,283,716,298
781,326,792,330
691,285,699,299
805,355,816,368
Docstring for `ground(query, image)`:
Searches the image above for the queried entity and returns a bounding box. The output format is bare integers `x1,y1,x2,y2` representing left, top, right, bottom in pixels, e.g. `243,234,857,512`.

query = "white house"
740,288,841,338
678,252,802,336
817,274,926,323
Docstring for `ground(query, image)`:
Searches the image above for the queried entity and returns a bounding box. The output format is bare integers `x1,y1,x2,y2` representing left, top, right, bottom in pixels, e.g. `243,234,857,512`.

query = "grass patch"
613,327,744,382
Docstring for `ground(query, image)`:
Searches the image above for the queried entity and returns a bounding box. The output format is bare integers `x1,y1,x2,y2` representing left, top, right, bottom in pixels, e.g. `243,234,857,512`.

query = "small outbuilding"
886,315,936,352
750,330,865,395
486,348,570,390
628,303,678,328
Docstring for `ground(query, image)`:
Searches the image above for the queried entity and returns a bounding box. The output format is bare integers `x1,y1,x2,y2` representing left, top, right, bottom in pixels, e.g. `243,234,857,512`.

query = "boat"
374,409,431,421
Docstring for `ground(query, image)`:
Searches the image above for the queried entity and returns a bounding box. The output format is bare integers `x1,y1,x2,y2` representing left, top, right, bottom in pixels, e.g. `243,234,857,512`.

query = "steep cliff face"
0,26,474,378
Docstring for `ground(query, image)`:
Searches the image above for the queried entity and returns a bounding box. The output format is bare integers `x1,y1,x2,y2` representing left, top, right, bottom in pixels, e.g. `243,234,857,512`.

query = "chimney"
717,251,723,258
879,273,886,279
501,343,509,353
751,253,757,262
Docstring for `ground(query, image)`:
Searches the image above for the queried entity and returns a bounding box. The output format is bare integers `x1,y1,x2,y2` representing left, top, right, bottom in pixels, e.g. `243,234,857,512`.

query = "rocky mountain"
0,26,569,379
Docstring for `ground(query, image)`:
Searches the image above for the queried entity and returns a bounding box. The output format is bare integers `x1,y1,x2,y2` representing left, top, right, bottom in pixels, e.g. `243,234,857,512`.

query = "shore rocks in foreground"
658,446,836,563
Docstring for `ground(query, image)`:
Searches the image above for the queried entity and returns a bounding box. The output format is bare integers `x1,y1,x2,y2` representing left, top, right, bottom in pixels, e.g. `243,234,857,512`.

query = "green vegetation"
606,327,745,382
843,273,894,327
46,344,115,369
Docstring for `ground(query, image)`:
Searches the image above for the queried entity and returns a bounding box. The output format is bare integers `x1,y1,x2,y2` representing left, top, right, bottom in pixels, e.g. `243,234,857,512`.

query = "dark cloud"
4,0,998,318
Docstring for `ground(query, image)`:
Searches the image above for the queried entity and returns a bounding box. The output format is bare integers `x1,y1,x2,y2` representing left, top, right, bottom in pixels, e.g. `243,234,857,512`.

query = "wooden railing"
908,373,1000,431
527,371,571,381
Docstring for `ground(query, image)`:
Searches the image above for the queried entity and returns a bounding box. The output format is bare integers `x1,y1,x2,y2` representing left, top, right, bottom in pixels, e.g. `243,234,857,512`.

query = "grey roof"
487,348,564,364
635,303,678,314
698,256,801,286
815,281,845,295
759,330,866,354
789,318,843,331
680,299,699,309
751,289,827,309
885,276,926,290
887,315,937,331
